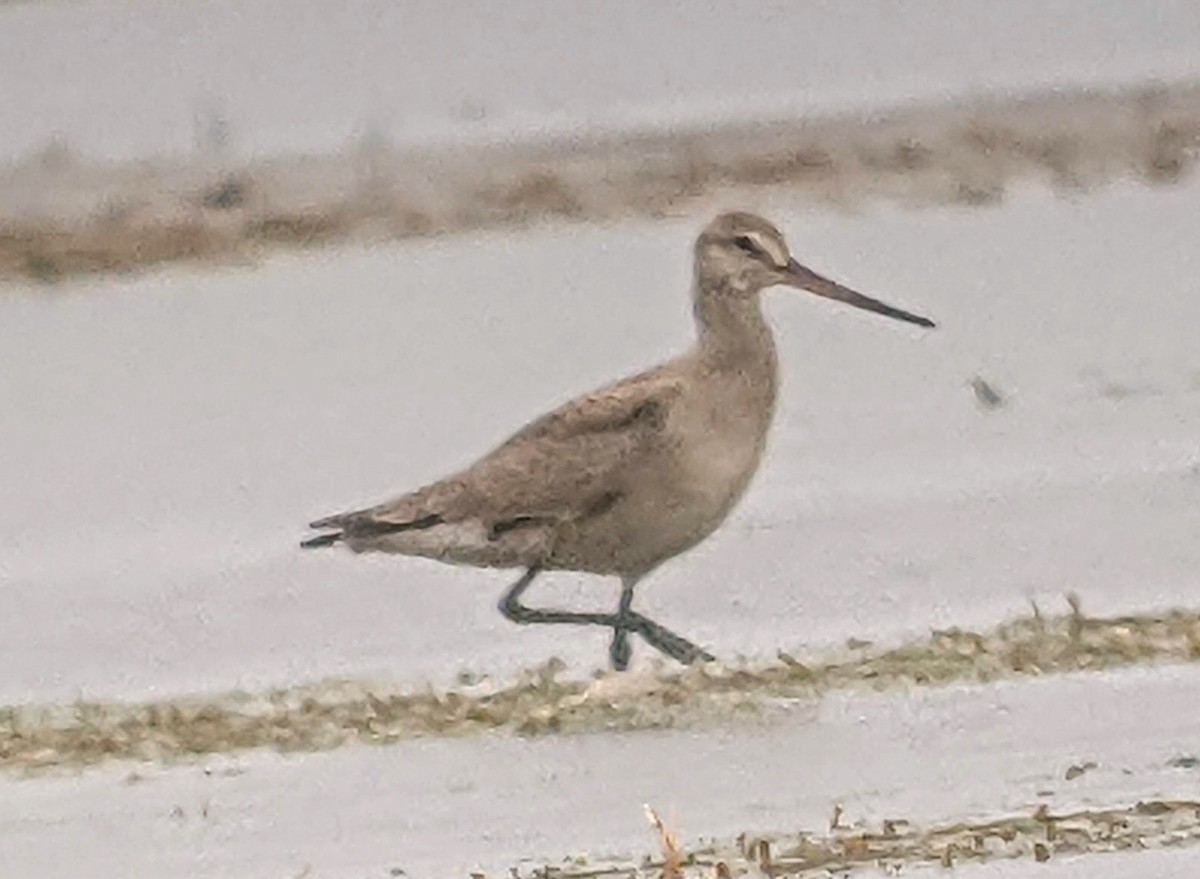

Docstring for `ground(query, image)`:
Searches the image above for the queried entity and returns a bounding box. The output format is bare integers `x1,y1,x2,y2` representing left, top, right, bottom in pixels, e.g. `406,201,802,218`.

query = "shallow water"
2,181,1200,704
3,664,1198,877
3,0,1200,161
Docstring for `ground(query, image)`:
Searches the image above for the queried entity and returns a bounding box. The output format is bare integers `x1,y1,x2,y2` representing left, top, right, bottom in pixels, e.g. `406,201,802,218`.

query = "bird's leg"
499,567,621,628
499,568,715,669
627,616,716,667
609,575,715,670
608,577,638,671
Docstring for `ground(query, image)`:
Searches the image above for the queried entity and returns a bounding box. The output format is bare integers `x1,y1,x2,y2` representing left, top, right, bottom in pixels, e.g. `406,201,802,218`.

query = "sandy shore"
2,82,1198,283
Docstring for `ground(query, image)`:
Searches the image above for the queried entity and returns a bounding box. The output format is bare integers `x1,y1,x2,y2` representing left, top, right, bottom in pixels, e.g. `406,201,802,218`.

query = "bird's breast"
548,372,775,575
662,374,776,529
679,405,768,503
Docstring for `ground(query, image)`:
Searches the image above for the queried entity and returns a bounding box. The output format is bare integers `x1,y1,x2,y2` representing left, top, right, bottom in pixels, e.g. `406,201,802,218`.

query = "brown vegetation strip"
2,601,1199,772
557,798,1200,878
2,82,1199,284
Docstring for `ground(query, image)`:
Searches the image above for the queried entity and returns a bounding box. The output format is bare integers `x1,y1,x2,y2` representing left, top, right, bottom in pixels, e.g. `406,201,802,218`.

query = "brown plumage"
303,211,935,669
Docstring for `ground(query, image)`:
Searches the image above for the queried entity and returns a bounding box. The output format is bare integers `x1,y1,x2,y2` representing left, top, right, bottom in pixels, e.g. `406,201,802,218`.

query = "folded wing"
302,365,683,567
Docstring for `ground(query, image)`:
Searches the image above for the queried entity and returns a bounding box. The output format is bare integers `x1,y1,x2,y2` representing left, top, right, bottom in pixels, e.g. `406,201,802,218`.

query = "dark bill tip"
785,259,936,329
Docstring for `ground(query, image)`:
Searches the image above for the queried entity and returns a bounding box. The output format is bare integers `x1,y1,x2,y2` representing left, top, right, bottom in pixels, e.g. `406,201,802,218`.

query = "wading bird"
303,212,935,670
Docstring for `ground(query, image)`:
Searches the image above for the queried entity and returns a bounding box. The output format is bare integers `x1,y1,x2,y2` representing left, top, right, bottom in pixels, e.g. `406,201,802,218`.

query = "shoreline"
2,81,1198,285
5,601,1197,774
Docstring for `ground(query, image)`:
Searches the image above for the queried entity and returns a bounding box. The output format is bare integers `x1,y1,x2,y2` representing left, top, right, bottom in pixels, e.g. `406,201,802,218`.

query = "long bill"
783,258,936,328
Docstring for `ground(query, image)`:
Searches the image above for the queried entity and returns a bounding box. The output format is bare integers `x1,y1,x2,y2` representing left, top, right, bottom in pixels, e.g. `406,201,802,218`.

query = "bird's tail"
300,530,343,549
301,511,443,549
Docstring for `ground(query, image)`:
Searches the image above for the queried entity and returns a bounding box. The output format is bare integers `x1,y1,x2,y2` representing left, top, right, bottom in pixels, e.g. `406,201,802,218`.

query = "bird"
302,211,935,670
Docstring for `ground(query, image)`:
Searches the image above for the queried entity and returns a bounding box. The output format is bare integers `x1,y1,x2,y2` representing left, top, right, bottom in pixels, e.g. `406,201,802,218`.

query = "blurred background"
2,3,1200,878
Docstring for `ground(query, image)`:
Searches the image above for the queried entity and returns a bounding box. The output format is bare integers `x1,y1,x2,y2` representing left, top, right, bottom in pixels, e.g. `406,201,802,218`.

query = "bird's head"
695,211,935,328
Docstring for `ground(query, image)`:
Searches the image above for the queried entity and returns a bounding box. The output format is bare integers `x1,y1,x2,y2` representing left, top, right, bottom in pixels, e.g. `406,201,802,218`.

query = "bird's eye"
733,235,761,256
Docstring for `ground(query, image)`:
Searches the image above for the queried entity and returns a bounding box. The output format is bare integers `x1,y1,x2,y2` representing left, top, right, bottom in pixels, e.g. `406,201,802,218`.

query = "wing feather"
303,363,683,546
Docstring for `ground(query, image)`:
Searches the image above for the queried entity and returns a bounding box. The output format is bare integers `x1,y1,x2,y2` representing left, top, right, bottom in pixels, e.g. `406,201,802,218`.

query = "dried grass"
533,799,1200,878
0,219,226,281
645,806,684,879
3,600,1200,773
3,82,1198,285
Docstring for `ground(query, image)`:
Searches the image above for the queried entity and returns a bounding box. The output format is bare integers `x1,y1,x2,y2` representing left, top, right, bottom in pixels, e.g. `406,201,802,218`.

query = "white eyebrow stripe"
745,231,788,268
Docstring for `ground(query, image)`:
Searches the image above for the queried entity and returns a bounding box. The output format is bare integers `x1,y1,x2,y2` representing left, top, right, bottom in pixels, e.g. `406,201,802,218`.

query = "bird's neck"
693,281,778,378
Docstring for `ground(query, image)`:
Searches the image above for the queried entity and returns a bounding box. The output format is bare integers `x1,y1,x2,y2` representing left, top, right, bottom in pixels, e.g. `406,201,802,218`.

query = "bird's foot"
621,611,715,667
609,626,633,671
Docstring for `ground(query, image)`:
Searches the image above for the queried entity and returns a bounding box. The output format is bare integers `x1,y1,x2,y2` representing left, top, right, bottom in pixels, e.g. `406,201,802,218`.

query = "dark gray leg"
610,575,715,668
499,567,620,628
608,576,638,671
629,617,716,667
499,569,714,669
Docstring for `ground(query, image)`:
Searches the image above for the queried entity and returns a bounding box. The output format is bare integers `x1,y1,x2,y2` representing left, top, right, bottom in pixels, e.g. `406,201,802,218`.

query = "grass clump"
3,599,1200,772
